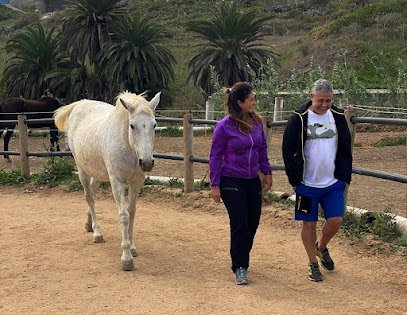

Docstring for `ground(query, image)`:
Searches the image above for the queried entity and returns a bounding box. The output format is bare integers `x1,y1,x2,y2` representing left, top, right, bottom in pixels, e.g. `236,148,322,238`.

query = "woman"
209,81,272,285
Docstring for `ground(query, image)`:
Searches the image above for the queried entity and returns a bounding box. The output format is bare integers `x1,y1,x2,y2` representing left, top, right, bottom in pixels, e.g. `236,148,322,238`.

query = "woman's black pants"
220,175,262,273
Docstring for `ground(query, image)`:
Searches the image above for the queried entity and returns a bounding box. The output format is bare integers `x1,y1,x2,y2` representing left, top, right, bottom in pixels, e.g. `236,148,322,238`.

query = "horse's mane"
114,91,154,123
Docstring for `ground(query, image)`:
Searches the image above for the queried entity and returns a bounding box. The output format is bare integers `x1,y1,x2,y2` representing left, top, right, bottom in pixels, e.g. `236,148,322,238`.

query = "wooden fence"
0,111,406,193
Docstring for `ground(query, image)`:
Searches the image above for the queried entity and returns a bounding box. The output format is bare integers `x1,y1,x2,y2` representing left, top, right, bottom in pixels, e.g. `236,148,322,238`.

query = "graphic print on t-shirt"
307,122,337,140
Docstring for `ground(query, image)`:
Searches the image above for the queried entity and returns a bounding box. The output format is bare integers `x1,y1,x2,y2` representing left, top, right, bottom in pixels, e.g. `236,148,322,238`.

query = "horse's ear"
149,92,161,110
120,98,130,110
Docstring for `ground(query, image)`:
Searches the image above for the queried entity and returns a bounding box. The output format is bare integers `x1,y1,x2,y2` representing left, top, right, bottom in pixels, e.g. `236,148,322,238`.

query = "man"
282,79,352,282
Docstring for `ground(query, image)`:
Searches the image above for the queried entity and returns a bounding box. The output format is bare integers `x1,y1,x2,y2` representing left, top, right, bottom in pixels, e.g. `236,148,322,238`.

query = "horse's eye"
130,124,134,129
153,123,157,129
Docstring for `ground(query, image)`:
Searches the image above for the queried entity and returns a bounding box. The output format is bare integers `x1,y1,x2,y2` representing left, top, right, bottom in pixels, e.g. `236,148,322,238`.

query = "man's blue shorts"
294,180,347,222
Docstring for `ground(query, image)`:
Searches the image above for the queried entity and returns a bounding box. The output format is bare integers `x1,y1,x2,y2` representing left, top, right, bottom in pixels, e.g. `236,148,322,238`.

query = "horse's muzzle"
139,158,154,172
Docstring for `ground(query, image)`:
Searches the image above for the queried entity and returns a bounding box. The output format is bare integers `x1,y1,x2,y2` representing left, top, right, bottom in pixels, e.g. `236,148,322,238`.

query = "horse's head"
118,92,160,172
39,94,64,109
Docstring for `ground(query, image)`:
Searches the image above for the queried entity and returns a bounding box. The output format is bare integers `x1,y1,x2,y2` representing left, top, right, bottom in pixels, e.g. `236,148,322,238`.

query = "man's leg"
319,216,342,249
302,221,324,281
316,181,346,271
301,221,318,263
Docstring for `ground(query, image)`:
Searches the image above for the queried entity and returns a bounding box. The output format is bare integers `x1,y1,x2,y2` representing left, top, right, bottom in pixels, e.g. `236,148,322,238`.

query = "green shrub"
144,177,163,186
65,179,82,192
342,210,404,244
194,179,209,191
34,157,76,187
370,213,402,243
342,211,376,238
0,169,26,185
168,177,183,188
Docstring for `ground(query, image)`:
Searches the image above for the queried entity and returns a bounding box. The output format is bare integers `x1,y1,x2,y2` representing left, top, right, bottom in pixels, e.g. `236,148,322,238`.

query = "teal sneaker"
235,267,248,285
308,262,323,282
316,242,335,271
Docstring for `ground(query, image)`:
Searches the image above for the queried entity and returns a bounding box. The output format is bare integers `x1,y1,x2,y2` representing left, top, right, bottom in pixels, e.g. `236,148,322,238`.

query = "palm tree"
3,23,62,99
97,15,176,94
60,0,126,66
45,61,107,102
186,2,278,94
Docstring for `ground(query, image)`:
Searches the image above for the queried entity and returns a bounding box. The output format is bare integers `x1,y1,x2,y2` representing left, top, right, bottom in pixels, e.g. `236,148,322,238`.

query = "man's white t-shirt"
304,109,338,188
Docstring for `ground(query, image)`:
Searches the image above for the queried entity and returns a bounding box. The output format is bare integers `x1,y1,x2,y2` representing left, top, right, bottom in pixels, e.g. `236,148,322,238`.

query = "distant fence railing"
0,112,406,192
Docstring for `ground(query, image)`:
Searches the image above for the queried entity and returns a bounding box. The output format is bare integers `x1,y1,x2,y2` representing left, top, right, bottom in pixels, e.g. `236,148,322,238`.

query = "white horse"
54,91,160,271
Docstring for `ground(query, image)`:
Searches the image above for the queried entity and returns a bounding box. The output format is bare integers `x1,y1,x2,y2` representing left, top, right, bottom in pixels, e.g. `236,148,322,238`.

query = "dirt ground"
0,185,406,314
0,128,406,314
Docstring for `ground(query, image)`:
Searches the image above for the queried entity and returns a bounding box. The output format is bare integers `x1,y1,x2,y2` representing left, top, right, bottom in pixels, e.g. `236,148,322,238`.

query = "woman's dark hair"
224,82,261,133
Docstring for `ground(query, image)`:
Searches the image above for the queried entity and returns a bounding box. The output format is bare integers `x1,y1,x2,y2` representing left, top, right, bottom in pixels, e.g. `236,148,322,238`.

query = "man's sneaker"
235,267,248,285
308,262,323,282
316,242,335,271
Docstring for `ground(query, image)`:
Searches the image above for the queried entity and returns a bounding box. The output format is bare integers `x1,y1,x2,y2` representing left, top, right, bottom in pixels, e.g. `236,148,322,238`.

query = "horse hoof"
93,235,104,243
85,223,93,232
121,260,134,271
130,248,138,257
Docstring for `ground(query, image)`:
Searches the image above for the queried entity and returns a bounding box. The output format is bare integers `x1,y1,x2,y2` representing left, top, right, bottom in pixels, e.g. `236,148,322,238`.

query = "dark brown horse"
0,96,63,159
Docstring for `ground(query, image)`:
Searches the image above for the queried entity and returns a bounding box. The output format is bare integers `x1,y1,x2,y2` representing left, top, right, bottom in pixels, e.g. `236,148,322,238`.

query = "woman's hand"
211,187,221,203
263,174,272,192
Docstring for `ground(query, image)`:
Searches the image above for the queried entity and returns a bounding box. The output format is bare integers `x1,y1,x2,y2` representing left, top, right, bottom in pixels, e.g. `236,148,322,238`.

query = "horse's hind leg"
84,178,99,232
78,169,104,243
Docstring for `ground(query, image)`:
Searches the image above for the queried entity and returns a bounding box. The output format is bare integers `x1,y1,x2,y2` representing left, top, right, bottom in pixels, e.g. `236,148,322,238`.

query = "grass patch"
156,126,183,137
342,210,405,245
65,179,82,192
372,136,406,147
263,191,294,206
194,179,210,191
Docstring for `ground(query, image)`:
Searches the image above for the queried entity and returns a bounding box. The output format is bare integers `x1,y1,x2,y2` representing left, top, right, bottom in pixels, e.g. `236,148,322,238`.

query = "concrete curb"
286,193,407,237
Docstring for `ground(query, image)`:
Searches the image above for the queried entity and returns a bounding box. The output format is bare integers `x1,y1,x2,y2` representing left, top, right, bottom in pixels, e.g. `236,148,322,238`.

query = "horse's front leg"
49,128,60,152
111,178,133,271
128,179,143,258
4,129,14,160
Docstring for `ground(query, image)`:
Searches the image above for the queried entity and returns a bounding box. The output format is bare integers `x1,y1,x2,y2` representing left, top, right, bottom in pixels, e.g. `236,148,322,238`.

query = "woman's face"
237,92,256,113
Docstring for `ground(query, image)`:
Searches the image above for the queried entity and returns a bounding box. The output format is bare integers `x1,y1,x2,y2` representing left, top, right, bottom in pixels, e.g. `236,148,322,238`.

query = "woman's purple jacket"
209,115,272,188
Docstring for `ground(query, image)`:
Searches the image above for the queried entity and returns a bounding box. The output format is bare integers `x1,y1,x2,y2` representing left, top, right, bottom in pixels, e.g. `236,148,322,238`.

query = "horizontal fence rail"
0,114,406,187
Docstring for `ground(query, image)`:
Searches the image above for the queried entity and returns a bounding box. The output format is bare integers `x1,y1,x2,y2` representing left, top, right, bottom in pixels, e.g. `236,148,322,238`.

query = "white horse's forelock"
115,91,154,122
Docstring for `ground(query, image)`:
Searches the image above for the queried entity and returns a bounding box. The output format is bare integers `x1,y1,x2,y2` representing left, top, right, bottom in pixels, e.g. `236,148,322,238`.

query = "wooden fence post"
261,116,272,187
183,114,194,193
262,116,272,161
339,98,349,108
273,97,284,122
205,96,214,121
18,115,30,178
344,104,358,210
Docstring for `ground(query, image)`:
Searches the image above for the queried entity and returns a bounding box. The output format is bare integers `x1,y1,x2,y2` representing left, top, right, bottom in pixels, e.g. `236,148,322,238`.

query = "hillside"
0,0,406,108
128,0,406,84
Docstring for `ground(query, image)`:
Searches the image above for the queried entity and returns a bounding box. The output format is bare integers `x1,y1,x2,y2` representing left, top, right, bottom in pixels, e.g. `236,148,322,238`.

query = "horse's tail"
53,103,78,132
